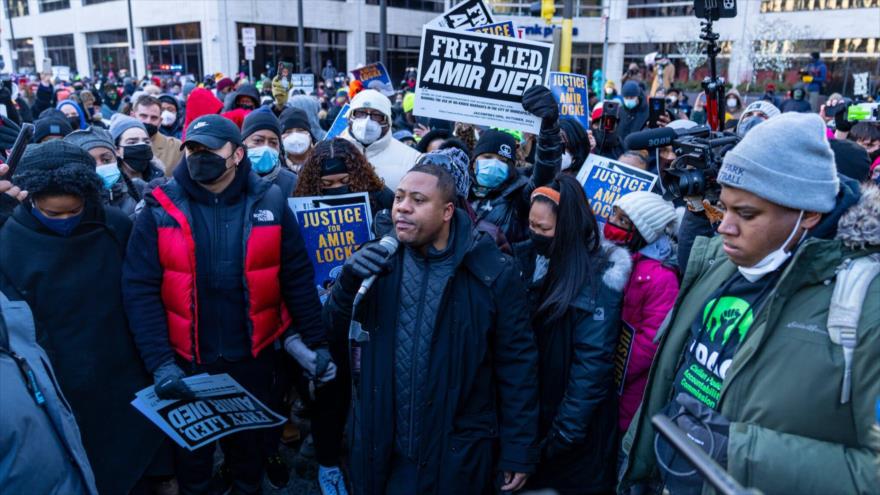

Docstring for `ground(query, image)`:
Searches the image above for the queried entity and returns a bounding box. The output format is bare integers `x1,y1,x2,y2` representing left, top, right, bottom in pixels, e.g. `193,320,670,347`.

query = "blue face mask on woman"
474,158,509,189
31,205,83,237
247,146,279,174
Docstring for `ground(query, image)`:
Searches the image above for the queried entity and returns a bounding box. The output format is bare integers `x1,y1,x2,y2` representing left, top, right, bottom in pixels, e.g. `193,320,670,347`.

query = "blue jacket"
0,289,98,495
123,158,325,372
806,60,827,93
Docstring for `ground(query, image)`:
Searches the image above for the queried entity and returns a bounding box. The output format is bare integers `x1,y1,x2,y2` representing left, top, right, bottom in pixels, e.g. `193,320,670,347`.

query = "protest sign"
52,65,71,82
548,71,589,129
614,322,636,395
291,73,315,93
414,26,553,133
468,21,516,38
289,193,374,300
575,154,658,224
431,0,494,30
351,62,395,97
853,72,869,97
324,103,350,140
131,374,285,451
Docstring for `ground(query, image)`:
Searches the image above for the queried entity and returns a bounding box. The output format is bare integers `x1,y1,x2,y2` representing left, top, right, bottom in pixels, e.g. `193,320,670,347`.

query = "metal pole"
4,1,17,72
600,11,609,101
248,60,253,81
559,0,574,73
379,0,387,66
126,0,137,78
297,0,305,73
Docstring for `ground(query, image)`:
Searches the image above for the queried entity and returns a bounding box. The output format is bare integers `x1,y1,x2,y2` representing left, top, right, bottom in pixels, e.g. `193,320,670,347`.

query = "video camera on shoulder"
847,102,879,123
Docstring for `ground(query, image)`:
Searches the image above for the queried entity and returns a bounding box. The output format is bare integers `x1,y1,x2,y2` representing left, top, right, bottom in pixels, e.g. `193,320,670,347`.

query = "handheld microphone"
354,235,399,302
624,124,711,150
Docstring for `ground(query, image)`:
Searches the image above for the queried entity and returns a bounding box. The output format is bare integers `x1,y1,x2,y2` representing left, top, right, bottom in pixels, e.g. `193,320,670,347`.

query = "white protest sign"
575,154,658,224
431,0,494,30
242,27,257,48
853,72,869,97
291,73,315,93
414,26,553,133
52,65,71,82
131,374,285,451
244,46,255,61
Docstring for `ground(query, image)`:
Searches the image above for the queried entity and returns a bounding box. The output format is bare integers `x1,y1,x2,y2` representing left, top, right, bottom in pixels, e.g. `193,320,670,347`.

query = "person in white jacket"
341,89,421,190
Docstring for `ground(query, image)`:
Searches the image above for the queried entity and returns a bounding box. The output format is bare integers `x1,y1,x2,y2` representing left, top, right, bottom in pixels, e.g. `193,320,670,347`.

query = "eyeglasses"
352,109,386,123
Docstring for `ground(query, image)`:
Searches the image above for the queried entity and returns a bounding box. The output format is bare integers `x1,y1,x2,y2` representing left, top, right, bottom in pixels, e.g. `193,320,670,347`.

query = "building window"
38,0,70,12
44,34,77,72
235,23,347,81
365,33,421,84
760,0,878,12
626,0,693,18
143,22,203,76
623,42,731,88
87,29,130,78
491,0,602,17
4,0,28,17
82,0,118,4
364,0,444,13
10,37,34,72
571,43,604,80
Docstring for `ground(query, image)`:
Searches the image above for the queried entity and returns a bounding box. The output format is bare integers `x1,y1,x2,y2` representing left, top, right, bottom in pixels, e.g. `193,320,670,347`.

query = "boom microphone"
624,124,711,150
355,235,399,302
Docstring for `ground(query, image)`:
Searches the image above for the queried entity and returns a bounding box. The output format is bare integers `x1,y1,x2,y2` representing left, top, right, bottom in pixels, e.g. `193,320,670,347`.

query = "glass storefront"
4,0,28,17
87,29,130,78
11,37,35,73
365,33,421,85
44,34,77,72
38,0,69,12
235,23,347,80
143,23,203,76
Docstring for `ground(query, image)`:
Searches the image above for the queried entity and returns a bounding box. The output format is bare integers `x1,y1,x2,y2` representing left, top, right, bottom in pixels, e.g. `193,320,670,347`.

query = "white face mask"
738,211,804,283
727,98,738,109
560,152,573,170
351,117,383,145
160,110,176,127
284,132,311,155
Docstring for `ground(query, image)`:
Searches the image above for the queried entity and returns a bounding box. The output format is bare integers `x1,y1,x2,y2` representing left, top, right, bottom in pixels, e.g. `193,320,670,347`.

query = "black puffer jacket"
393,229,457,459
515,240,631,494
617,94,649,141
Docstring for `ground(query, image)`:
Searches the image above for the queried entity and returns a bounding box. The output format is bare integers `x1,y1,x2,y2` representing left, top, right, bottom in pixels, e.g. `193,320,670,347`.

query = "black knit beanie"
472,130,517,166
279,107,313,140
241,110,281,141
33,114,74,143
13,140,101,203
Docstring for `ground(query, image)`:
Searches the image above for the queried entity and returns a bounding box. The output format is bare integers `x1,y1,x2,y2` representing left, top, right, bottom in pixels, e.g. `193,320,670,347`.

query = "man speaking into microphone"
324,163,540,494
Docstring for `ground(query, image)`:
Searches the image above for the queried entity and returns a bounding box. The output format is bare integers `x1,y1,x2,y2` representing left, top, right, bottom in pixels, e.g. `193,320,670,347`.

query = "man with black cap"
130,95,184,176
122,114,332,495
242,110,297,196
280,107,315,173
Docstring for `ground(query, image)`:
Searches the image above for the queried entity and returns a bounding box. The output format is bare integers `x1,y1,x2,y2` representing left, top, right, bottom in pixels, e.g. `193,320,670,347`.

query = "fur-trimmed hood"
600,240,633,293
836,182,880,250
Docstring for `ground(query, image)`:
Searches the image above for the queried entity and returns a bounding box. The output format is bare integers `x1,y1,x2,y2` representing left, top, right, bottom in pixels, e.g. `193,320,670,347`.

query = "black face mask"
67,116,81,131
187,150,231,184
529,229,554,257
322,185,350,196
122,143,154,173
143,123,159,137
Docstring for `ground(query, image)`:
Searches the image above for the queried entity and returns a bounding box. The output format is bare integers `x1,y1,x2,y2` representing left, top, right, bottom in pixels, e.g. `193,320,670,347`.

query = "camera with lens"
663,132,739,202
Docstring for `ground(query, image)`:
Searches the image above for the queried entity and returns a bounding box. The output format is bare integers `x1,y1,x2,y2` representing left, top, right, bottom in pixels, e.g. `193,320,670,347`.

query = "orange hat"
348,79,363,100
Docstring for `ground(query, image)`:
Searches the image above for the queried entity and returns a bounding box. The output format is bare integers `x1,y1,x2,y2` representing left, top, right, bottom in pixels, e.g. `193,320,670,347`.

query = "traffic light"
529,0,555,22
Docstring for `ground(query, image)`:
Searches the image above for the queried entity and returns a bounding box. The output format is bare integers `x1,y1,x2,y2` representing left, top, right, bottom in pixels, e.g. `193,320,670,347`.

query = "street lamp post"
126,0,138,78
379,0,387,66
297,0,305,73
4,1,18,72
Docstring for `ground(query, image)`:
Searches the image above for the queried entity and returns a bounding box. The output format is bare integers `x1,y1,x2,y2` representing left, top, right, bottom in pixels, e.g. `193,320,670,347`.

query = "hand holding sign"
522,85,559,130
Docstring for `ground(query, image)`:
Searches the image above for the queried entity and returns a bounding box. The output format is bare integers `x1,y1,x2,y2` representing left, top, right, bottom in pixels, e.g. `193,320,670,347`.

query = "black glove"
339,242,393,290
153,361,195,400
541,430,574,461
522,85,559,130
834,102,853,133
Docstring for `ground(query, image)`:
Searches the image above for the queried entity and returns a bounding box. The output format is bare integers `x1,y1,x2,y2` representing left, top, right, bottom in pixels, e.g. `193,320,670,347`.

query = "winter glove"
834,102,853,133
153,361,195,400
284,333,337,383
338,241,394,293
522,85,559,130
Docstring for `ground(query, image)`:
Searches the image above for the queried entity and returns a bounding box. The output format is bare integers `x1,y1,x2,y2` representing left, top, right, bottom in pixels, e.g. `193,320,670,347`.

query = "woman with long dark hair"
515,173,631,495
294,138,393,214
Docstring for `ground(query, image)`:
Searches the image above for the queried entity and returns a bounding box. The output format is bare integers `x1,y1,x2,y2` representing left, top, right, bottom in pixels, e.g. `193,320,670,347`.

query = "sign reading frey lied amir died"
414,26,553,133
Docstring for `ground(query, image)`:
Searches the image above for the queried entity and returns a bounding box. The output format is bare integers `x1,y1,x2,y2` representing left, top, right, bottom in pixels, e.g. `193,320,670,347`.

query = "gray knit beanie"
614,191,677,244
65,127,116,152
718,112,838,213
109,113,146,144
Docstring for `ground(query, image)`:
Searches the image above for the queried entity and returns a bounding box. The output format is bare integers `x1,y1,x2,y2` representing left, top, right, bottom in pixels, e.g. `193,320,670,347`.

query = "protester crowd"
0,52,879,495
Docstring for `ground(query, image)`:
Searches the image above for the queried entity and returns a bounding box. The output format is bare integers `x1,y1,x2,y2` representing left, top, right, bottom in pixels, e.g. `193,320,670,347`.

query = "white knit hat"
347,89,392,120
614,191,677,244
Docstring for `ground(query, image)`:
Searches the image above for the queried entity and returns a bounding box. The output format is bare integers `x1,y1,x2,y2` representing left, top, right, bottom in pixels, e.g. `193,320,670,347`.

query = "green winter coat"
619,184,880,495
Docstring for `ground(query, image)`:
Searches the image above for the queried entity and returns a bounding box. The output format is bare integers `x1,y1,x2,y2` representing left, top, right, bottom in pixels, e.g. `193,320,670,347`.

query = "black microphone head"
624,127,677,150
378,235,399,254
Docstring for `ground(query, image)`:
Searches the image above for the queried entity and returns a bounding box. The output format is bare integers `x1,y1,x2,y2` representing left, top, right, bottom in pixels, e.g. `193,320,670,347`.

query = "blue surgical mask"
475,158,509,189
247,145,279,174
95,163,121,189
31,205,83,237
623,98,638,110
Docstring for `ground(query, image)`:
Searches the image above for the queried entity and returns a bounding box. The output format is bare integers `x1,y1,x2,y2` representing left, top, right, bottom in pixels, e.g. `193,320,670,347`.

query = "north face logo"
253,210,274,222
499,144,513,159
